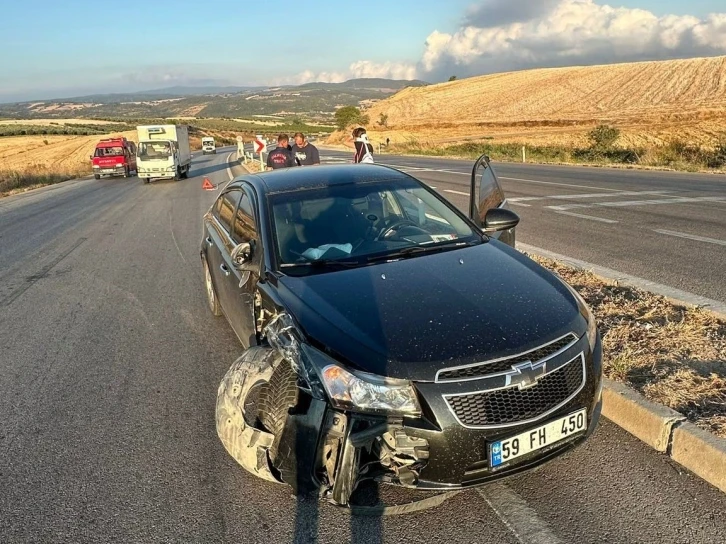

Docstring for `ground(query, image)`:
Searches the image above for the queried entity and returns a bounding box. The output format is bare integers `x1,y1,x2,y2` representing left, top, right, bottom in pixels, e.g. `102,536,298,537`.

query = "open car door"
469,154,516,248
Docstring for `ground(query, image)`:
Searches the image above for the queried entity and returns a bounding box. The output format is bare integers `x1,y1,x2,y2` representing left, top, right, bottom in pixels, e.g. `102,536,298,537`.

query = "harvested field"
0,131,137,171
529,253,726,438
346,56,726,150
0,119,126,126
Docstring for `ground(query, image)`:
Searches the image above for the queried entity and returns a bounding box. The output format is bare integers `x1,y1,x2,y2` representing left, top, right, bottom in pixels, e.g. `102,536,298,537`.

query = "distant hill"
0,78,429,121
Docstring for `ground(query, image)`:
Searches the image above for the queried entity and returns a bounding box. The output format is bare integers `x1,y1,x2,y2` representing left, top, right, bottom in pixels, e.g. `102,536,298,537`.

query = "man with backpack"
344,127,374,163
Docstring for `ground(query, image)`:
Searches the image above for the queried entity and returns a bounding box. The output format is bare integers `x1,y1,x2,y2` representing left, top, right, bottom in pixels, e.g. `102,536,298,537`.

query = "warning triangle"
202,177,215,190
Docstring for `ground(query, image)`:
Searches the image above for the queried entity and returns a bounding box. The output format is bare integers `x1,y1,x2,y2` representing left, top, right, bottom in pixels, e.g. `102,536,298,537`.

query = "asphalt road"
319,148,726,304
1,148,725,543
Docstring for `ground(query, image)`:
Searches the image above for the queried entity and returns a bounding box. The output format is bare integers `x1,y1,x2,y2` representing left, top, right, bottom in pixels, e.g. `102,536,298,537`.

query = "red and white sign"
254,135,266,154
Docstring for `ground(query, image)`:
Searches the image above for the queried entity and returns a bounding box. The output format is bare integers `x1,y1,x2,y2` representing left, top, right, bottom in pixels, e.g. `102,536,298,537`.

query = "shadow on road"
191,160,233,179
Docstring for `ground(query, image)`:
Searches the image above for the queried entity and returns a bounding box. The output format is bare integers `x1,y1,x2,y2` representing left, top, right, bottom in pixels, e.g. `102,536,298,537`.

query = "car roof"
236,163,417,196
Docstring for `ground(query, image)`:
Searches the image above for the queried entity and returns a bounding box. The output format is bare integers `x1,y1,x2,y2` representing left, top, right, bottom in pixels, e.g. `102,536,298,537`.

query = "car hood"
276,241,588,382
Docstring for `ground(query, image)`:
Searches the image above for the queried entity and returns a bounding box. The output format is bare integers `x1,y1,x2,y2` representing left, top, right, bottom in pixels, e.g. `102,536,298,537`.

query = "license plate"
102,169,115,173
489,408,587,468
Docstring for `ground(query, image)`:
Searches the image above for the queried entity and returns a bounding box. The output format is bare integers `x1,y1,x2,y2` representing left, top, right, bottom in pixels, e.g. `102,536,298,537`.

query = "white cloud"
276,59,418,85
414,0,726,81
292,0,726,84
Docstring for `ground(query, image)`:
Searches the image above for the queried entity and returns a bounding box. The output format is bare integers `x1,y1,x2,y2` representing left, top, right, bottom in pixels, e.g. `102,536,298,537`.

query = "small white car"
202,137,216,155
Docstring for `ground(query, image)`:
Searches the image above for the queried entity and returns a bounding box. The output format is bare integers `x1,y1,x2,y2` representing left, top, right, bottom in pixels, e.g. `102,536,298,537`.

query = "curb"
671,423,726,494
600,379,685,452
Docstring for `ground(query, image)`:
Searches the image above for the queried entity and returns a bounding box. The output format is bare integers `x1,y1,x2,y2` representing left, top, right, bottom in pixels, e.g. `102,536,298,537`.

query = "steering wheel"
376,218,421,241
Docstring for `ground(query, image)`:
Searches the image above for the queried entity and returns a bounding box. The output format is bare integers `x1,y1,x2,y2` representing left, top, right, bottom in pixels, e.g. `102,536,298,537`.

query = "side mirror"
483,208,520,233
231,242,252,266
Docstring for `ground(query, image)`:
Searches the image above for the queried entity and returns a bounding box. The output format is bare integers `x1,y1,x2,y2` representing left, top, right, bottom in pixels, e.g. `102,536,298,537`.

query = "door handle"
205,236,213,246
220,263,230,276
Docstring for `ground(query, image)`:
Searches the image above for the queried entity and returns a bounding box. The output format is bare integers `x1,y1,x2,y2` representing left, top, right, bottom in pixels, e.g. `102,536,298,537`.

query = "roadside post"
254,135,266,171
522,146,526,163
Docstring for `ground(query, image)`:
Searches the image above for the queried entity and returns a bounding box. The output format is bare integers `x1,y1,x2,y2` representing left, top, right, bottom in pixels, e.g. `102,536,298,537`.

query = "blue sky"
1,0,725,102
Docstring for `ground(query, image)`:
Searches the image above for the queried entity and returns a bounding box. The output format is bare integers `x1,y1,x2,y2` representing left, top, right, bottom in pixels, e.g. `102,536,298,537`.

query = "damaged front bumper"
215,314,603,507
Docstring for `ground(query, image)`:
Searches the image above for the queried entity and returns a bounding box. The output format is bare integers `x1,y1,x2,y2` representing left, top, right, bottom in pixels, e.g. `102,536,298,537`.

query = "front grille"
437,334,578,381
445,356,584,428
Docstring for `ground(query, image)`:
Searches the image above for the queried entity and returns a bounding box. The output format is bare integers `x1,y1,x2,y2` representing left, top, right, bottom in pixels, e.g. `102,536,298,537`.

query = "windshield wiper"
366,240,475,263
280,258,361,269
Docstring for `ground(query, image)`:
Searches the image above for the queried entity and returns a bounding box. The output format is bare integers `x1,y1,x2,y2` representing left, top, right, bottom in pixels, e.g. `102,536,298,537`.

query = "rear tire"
257,361,299,461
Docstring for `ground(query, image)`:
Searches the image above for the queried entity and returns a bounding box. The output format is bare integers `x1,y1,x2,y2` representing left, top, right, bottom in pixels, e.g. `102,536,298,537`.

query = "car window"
232,193,256,243
217,189,242,234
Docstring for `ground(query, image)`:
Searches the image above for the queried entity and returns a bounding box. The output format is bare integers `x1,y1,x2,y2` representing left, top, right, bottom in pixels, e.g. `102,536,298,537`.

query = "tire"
94,174,100,180
174,167,181,181
143,178,150,184
181,166,189,179
257,360,299,461
123,166,129,178
203,257,222,316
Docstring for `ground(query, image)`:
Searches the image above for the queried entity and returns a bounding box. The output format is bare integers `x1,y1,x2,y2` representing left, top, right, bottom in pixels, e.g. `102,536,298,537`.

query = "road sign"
202,177,215,190
254,135,266,154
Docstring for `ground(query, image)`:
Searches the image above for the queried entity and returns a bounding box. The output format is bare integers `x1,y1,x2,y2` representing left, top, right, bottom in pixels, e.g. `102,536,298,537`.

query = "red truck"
90,137,137,179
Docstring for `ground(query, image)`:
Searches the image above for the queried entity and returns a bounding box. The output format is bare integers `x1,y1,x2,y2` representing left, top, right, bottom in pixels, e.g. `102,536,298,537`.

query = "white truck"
136,124,192,183
202,136,216,154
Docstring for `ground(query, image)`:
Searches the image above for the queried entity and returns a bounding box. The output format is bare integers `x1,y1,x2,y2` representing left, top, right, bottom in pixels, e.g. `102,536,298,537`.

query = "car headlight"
320,364,422,417
557,275,598,349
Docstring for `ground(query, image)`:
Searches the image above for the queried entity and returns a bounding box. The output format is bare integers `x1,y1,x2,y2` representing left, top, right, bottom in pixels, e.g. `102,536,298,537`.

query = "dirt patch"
527,253,726,437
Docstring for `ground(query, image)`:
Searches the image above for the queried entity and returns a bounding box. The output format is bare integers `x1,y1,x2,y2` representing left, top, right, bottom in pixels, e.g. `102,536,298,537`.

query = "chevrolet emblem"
505,361,546,390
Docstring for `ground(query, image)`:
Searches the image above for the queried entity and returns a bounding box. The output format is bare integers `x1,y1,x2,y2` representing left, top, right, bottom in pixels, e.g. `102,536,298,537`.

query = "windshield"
203,139,214,145
94,146,124,157
138,141,171,159
270,178,480,274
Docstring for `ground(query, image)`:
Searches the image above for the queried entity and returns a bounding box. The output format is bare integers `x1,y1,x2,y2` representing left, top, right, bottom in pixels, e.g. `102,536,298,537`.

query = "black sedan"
202,156,603,508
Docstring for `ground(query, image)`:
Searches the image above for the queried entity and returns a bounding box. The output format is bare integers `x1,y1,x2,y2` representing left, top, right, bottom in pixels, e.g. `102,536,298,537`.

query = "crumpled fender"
215,346,284,484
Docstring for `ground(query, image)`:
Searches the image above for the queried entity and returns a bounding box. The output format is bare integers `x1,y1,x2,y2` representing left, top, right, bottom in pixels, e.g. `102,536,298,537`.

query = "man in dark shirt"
266,134,296,170
291,132,320,166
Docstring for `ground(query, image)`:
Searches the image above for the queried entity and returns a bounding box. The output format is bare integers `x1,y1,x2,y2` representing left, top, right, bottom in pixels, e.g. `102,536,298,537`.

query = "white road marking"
509,190,672,202
654,229,726,247
547,195,726,211
555,211,619,224
510,201,532,207
499,176,623,192
478,484,564,544
444,189,469,196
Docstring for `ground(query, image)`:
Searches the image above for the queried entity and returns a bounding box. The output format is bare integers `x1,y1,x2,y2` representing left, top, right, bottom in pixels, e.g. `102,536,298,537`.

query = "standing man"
291,132,320,166
266,134,295,170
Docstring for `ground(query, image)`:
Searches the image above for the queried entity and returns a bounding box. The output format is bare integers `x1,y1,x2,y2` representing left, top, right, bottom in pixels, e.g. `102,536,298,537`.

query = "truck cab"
136,125,192,183
91,137,137,179
202,137,216,155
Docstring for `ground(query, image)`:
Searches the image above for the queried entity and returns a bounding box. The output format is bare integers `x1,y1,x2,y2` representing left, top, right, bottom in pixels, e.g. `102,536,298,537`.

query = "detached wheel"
257,360,299,461
203,257,222,316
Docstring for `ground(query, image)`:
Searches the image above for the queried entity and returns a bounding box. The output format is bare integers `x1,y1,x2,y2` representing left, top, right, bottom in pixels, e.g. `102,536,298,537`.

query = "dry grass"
0,130,138,197
0,131,137,171
355,56,726,150
0,119,126,126
527,254,726,437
